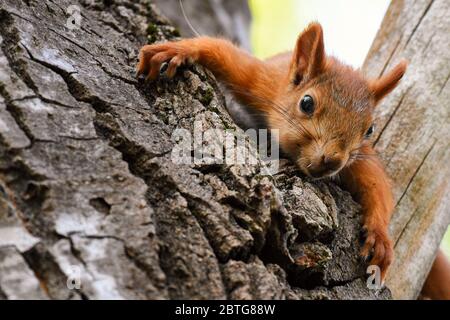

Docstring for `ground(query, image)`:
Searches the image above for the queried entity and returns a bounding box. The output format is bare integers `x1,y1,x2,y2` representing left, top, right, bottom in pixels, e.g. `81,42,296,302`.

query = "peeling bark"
363,0,450,300
0,0,392,300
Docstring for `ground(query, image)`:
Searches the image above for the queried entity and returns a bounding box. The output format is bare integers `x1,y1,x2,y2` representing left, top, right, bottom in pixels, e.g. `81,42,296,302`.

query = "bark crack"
395,139,436,208
439,71,449,96
378,35,402,78
374,87,411,146
404,0,435,48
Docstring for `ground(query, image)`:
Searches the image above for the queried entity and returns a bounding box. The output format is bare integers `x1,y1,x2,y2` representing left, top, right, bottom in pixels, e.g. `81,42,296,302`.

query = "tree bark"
0,0,414,300
363,0,450,300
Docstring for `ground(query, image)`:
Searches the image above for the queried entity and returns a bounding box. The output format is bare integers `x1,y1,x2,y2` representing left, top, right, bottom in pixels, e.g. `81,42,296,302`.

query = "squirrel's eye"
300,95,315,115
365,125,375,138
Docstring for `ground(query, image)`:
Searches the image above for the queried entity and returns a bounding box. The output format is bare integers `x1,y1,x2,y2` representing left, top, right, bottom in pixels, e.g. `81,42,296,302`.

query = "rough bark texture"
0,0,393,300
363,0,450,300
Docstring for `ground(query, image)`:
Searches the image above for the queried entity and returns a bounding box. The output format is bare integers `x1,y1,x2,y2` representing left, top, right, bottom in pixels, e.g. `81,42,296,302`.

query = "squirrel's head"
270,22,407,179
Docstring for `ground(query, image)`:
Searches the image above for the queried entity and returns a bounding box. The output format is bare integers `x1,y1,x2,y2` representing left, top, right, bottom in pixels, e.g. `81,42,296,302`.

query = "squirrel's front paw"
360,225,393,282
136,41,194,81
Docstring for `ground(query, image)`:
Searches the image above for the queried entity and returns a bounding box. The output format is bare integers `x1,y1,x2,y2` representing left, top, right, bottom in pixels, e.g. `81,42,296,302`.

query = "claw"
135,42,189,83
359,227,368,246
360,225,393,281
160,62,169,75
135,69,141,78
145,74,153,83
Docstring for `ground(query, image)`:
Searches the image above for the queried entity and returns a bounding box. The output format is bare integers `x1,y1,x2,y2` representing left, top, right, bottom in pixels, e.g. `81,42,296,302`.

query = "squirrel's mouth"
306,168,340,180
295,151,348,180
301,161,345,180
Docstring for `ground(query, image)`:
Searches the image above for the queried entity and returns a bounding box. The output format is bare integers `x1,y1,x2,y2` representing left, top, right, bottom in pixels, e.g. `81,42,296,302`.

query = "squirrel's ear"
370,60,407,103
290,22,326,84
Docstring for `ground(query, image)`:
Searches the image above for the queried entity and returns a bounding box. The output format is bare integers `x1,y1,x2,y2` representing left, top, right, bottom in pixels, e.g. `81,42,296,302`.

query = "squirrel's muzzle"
308,155,343,178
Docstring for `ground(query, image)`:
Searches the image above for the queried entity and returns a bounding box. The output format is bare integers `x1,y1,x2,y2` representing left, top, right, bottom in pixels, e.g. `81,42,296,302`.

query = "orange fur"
137,37,279,107
137,22,407,281
340,144,394,280
370,61,408,102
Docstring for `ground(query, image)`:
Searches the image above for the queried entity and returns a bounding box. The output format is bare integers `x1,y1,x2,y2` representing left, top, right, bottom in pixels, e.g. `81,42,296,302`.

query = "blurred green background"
249,0,450,258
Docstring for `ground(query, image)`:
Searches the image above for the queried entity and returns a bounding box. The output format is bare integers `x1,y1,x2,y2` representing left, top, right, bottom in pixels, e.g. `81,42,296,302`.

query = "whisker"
311,117,322,141
221,83,318,143
350,153,378,157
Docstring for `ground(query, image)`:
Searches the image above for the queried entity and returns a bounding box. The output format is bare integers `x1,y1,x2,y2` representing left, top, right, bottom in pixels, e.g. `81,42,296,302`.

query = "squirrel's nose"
308,154,343,178
321,155,342,171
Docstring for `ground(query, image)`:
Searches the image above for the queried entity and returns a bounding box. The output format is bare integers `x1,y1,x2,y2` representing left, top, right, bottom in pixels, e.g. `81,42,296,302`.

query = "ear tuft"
290,22,326,84
370,59,408,102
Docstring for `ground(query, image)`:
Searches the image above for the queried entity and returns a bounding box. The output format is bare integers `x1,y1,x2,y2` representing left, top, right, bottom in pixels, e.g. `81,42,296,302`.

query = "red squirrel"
136,23,407,281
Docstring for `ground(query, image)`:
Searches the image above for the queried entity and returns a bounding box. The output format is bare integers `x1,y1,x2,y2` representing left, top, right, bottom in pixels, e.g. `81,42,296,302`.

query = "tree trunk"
363,0,450,300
